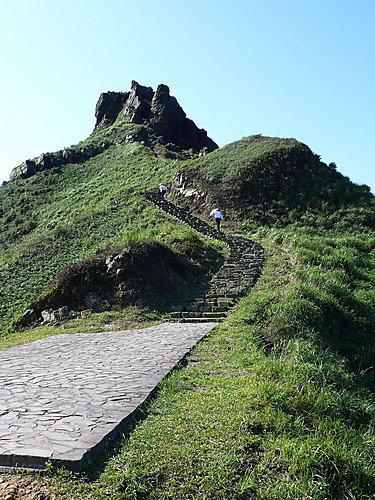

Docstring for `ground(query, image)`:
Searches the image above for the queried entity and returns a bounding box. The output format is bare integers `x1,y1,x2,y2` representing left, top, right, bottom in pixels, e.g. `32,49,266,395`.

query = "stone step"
170,302,231,314
201,312,227,318
184,304,215,312
169,317,222,323
210,306,229,312
143,190,264,325
171,311,227,319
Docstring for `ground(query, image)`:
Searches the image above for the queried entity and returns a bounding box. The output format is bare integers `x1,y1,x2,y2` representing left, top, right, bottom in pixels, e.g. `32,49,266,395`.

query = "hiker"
159,184,168,199
210,208,223,231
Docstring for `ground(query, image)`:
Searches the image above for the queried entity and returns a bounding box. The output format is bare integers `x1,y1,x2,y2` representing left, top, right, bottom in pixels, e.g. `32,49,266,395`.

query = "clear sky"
1,0,374,191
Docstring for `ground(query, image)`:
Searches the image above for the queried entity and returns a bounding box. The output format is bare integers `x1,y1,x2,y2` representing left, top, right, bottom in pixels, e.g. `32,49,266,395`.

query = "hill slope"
171,134,374,225
0,120,223,333
0,88,374,498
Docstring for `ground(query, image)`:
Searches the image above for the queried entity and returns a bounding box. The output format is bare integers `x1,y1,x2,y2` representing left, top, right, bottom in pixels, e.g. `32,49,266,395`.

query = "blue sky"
1,0,374,191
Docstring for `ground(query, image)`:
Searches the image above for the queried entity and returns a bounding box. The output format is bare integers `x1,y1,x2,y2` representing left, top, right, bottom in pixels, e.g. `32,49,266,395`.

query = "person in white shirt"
159,184,168,199
210,208,223,231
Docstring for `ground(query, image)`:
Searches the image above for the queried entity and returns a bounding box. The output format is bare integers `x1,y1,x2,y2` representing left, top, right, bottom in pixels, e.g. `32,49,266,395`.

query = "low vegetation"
0,124,223,333
173,135,373,224
0,307,163,352
0,124,374,498
34,223,374,499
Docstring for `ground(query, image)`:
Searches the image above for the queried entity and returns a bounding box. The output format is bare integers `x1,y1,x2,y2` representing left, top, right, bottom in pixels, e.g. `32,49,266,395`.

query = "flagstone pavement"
0,322,216,471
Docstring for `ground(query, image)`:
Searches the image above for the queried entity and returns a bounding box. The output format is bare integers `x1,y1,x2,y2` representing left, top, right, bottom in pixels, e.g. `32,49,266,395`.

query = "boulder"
95,90,129,130
63,148,81,164
41,306,71,324
16,309,38,326
41,309,56,323
9,160,37,181
35,153,52,170
81,146,95,159
57,306,70,319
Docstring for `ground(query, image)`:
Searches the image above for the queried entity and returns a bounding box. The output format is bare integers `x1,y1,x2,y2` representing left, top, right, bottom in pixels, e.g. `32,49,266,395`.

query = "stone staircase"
143,191,265,322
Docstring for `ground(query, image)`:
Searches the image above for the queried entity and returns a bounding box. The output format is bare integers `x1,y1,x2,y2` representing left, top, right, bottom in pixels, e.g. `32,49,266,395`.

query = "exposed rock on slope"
94,81,218,153
9,81,218,182
170,135,373,223
9,145,107,181
14,240,221,329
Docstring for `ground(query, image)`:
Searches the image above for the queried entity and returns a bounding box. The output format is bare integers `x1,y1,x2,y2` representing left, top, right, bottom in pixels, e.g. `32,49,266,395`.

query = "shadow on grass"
47,331,213,482
83,387,160,481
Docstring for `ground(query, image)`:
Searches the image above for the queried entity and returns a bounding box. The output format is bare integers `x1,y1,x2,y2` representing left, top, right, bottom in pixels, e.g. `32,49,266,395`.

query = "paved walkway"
0,322,216,470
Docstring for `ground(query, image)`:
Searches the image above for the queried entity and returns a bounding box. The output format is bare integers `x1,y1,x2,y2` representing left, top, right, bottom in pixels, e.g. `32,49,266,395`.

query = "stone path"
0,322,216,471
143,191,265,322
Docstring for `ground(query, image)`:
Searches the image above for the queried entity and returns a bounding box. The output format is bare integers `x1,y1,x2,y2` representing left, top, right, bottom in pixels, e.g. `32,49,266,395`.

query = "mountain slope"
171,134,374,225
0,86,374,498
0,121,223,333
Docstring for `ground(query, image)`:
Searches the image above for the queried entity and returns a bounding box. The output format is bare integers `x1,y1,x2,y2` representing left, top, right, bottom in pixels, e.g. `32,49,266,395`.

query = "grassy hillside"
0,125,374,498
0,121,222,333
36,224,375,499
171,135,374,225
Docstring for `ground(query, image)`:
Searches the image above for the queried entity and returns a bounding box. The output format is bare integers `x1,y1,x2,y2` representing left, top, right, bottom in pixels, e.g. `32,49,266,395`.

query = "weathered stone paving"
143,191,265,322
0,322,216,470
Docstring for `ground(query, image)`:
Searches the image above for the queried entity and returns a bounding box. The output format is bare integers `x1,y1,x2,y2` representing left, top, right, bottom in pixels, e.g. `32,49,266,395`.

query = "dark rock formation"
10,160,37,181
13,241,211,328
35,153,53,171
95,91,129,131
9,81,218,182
94,81,218,154
9,144,108,182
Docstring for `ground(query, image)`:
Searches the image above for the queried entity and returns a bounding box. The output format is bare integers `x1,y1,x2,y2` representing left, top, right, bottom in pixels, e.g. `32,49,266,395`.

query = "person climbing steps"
142,189,265,322
209,208,224,231
159,184,168,200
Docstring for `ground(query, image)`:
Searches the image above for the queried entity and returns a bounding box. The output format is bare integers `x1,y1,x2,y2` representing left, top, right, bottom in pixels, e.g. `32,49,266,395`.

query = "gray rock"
16,309,38,326
9,160,37,181
63,148,81,164
81,146,95,159
35,153,52,170
57,306,70,319
94,81,218,154
41,309,56,323
95,91,129,131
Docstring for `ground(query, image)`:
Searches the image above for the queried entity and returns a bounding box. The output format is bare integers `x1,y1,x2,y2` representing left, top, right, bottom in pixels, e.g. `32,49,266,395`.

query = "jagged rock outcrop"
95,91,129,130
94,81,218,154
9,81,218,182
9,144,108,182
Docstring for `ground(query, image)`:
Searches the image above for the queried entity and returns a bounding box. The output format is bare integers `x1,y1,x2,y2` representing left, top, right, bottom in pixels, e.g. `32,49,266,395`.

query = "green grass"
0,124,225,333
0,307,164,351
173,135,373,225
33,227,375,500
1,125,374,498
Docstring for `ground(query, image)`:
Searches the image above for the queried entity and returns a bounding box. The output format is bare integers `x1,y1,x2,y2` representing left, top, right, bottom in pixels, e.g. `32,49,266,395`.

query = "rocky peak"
94,81,218,154
9,81,218,183
95,91,128,131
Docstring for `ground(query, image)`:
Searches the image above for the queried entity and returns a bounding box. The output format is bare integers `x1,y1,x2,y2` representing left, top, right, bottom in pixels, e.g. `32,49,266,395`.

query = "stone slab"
0,322,216,470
